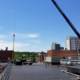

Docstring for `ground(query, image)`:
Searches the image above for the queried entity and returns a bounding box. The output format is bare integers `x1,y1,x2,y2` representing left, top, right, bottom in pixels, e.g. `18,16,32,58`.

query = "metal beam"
51,0,80,39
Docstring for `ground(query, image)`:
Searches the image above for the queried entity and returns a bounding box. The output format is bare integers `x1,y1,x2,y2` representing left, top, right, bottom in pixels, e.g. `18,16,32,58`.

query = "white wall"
66,37,80,50
66,39,70,50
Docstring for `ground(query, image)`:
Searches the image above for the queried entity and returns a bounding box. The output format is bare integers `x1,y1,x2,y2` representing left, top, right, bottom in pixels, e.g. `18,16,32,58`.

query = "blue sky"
0,0,80,52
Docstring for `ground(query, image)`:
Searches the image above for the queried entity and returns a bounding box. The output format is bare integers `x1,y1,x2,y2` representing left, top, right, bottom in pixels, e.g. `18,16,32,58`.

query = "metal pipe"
51,0,80,39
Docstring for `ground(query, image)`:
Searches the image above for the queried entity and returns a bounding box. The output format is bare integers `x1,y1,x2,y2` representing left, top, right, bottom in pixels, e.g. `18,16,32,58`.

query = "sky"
0,0,80,52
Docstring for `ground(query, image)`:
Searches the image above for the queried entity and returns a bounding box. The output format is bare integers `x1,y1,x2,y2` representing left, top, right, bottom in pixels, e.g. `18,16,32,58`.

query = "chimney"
6,47,8,51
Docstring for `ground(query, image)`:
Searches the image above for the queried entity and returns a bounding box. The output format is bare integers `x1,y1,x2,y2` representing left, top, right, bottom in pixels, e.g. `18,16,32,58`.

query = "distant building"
47,50,78,59
36,52,47,62
60,47,64,50
0,51,13,60
65,48,67,50
51,43,64,50
66,36,80,50
51,43,61,50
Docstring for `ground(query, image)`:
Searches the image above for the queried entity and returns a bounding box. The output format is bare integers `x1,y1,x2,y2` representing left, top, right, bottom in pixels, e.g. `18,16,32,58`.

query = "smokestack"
6,47,8,51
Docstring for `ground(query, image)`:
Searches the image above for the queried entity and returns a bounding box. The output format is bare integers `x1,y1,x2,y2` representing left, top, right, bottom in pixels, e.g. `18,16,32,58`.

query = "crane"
51,0,80,39
51,0,80,58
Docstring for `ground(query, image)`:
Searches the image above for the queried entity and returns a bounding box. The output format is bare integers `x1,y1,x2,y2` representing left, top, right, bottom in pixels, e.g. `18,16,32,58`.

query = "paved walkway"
9,63,77,80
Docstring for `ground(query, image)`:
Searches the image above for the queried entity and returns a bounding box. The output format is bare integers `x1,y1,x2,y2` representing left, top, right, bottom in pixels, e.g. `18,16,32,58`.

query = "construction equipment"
51,0,80,59
51,0,80,39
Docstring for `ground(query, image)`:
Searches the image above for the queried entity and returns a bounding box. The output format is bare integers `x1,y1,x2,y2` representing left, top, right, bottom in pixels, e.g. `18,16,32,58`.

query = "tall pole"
12,34,15,60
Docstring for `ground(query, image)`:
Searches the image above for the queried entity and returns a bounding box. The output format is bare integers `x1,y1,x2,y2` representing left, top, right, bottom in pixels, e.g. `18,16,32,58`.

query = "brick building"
47,50,78,59
36,52,47,62
0,51,13,60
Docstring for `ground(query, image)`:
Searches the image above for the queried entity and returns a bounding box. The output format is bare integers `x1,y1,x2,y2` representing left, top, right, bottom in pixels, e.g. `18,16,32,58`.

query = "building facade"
51,43,64,50
47,50,78,59
36,52,47,62
66,36,80,50
51,43,61,50
0,51,13,60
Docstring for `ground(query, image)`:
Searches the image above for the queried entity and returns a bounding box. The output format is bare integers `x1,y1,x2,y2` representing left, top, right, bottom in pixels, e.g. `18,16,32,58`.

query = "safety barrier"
0,61,12,80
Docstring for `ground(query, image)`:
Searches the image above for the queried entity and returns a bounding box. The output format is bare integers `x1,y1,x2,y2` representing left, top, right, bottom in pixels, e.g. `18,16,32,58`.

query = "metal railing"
0,61,12,80
61,59,80,62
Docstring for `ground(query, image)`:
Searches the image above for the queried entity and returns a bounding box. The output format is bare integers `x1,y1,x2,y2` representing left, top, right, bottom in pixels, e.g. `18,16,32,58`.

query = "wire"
12,2,16,60
14,4,16,34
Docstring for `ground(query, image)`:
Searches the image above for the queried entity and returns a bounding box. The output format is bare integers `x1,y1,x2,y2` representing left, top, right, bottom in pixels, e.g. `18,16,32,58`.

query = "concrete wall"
44,57,51,62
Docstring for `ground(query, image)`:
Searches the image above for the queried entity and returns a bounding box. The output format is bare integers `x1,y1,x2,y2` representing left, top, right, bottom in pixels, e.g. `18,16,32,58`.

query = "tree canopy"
14,52,38,60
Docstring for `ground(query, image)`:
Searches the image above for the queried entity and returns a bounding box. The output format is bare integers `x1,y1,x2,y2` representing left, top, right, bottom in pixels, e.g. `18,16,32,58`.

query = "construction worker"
8,57,10,62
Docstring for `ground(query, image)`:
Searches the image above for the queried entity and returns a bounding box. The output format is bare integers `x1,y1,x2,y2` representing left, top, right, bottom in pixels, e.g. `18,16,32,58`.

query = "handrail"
61,59,80,62
0,61,12,80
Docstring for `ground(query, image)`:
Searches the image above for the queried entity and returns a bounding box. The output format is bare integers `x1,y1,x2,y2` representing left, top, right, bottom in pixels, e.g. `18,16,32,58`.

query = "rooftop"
9,63,77,80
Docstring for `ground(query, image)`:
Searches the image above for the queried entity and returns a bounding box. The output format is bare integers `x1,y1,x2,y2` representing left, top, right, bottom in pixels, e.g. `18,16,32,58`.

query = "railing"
61,59,80,62
0,61,12,80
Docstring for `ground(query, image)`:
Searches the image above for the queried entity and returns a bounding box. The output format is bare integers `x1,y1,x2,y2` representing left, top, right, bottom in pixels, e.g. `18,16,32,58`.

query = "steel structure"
51,0,80,39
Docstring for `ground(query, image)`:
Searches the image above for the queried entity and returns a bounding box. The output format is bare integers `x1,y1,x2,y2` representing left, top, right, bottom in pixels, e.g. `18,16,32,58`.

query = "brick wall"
36,52,47,62
47,50,78,59
36,57,40,62
47,50,53,57
0,51,13,60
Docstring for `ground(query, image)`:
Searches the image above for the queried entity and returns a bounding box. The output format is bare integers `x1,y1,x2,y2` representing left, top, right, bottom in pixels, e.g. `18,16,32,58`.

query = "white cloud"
15,43,29,47
0,40,4,42
0,40,29,51
34,40,41,43
33,46,37,48
27,34,38,38
15,43,29,48
0,35,8,38
29,40,41,43
11,33,39,38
